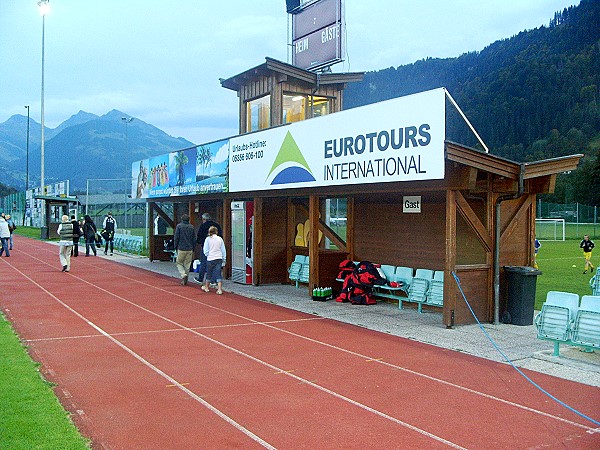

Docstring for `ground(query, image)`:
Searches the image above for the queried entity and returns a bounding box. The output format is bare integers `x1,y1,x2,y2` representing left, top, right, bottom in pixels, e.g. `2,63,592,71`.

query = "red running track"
2,236,599,449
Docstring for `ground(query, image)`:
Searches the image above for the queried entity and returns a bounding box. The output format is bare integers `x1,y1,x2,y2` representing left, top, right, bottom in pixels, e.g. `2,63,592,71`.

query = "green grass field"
535,240,596,309
0,313,90,449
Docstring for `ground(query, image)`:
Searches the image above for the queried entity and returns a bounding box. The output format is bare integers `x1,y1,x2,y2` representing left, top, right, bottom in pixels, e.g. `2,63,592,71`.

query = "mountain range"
0,110,193,192
1,0,598,203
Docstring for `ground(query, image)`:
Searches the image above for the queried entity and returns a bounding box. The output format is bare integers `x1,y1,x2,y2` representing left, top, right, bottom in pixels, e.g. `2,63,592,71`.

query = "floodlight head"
38,0,50,16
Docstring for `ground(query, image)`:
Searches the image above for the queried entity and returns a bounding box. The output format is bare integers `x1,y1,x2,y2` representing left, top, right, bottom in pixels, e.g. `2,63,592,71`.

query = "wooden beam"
319,220,346,251
455,191,492,252
309,195,320,295
500,196,533,241
446,164,478,190
151,203,175,228
526,175,556,194
253,197,263,286
347,196,355,259
492,177,519,193
287,198,295,266
444,190,457,327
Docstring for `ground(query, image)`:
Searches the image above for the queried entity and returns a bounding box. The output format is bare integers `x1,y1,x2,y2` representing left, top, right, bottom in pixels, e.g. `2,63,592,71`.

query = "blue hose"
451,271,600,427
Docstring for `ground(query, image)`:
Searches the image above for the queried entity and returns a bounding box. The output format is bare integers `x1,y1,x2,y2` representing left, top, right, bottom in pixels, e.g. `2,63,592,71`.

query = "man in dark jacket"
194,213,222,283
174,214,196,285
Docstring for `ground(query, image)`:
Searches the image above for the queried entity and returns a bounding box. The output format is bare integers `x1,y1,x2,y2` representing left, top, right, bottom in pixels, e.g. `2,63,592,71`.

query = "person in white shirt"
201,226,226,295
56,214,74,271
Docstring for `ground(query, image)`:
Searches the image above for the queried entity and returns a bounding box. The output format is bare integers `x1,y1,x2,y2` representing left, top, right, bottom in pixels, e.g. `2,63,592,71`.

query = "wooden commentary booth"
145,58,582,326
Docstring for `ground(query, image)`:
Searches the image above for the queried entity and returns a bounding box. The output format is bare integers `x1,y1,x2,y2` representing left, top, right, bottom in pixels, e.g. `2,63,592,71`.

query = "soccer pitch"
534,240,596,310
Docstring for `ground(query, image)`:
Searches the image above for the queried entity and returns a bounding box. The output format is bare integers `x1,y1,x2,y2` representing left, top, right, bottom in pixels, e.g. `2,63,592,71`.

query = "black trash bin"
503,266,542,325
40,226,49,240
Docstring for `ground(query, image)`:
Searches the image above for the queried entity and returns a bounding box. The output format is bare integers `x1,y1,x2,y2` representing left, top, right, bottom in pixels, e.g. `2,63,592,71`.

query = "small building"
145,58,582,325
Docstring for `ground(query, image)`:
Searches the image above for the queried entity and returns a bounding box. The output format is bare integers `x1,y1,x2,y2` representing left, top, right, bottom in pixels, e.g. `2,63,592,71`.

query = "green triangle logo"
266,131,313,180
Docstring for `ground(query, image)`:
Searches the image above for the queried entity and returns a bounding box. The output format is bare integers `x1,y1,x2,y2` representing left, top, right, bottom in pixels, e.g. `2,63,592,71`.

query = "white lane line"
5,263,276,450
94,263,598,433
8,255,466,449
24,317,325,342
12,248,598,434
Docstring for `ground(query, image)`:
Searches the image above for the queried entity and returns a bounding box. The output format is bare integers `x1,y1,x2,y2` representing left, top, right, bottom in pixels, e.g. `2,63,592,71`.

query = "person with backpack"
102,211,117,255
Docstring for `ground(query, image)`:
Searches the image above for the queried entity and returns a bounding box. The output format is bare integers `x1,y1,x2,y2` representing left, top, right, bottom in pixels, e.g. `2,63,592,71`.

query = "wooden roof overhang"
446,141,583,195
220,57,364,92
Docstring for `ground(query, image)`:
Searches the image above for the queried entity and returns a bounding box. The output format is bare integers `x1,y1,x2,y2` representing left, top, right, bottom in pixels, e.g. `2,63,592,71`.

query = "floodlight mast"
38,0,50,233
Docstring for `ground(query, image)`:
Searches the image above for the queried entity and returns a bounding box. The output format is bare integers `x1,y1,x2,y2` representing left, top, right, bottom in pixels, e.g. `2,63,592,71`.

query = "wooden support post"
445,190,457,327
287,198,295,268
253,197,263,286
309,195,320,295
346,196,354,259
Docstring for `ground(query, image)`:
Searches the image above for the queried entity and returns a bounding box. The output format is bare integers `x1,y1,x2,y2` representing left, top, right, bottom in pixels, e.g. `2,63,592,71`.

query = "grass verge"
0,312,89,449
535,240,596,309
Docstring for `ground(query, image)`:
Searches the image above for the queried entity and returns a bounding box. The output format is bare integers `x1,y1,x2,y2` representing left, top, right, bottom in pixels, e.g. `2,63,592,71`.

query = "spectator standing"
57,214,74,272
0,214,10,257
82,215,98,256
5,214,16,250
70,215,82,257
194,213,222,283
534,237,541,269
202,226,226,295
580,234,595,274
102,211,117,255
174,214,195,285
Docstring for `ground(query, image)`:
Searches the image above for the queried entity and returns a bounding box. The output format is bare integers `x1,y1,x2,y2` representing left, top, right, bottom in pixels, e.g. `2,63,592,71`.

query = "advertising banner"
132,139,229,199
229,88,446,193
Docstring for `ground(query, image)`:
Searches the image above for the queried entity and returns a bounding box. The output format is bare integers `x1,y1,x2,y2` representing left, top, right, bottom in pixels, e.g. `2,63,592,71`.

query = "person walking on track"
57,215,74,272
202,225,226,295
194,213,222,284
102,211,117,255
174,214,195,285
0,214,10,257
82,215,98,256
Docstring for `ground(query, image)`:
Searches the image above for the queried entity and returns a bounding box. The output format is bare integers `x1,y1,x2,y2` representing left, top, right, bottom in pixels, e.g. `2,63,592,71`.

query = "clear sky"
0,0,578,145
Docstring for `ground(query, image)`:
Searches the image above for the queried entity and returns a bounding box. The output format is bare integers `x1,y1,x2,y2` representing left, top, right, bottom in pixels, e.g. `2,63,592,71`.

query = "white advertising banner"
229,88,446,192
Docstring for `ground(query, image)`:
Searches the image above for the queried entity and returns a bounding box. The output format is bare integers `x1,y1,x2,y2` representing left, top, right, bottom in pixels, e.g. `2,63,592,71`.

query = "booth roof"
220,57,365,91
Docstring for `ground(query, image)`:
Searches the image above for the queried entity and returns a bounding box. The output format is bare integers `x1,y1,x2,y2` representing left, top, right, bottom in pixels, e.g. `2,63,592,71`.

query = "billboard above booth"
291,0,344,71
132,88,446,198
229,88,445,192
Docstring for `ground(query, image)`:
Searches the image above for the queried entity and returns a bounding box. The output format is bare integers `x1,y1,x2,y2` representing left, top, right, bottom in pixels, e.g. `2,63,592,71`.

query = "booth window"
283,94,306,123
246,95,271,132
309,95,330,118
325,197,347,250
283,94,331,124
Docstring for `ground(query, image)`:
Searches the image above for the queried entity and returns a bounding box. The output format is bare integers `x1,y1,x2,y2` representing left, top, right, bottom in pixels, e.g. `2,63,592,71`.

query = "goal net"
535,218,566,241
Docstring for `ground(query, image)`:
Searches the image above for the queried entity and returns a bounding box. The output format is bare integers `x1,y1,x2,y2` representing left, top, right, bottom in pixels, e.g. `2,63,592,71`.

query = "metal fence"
537,201,599,239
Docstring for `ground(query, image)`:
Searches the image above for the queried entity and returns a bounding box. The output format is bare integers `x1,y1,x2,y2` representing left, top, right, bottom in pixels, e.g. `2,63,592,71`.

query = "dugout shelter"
145,58,582,326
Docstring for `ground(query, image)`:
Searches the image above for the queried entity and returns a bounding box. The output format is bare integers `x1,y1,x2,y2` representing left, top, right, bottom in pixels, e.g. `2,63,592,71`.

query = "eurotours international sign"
132,88,446,199
228,88,446,192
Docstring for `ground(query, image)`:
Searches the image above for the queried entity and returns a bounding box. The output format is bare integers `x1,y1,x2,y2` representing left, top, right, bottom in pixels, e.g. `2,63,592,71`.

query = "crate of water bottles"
312,286,333,301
